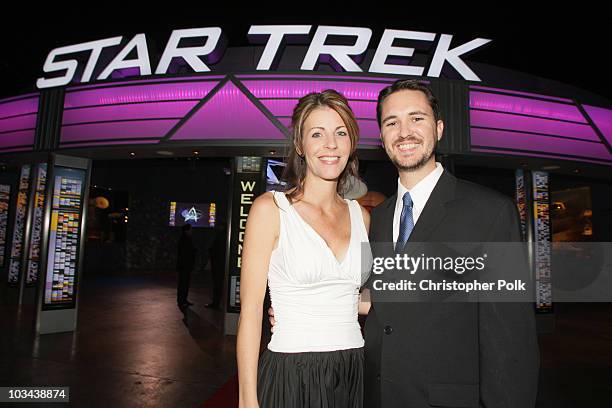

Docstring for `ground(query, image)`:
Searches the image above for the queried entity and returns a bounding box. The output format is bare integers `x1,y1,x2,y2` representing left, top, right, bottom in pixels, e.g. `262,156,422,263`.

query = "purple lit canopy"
469,86,612,165
2,75,611,167
58,75,388,148
0,94,39,152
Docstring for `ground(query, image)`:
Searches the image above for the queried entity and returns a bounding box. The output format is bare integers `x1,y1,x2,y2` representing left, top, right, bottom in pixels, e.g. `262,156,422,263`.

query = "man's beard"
389,136,438,172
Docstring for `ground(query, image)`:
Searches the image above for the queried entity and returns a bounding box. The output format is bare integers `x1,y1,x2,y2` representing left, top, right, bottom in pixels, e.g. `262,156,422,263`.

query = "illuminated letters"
249,25,312,70
301,26,372,72
155,27,223,74
427,34,491,81
235,179,257,269
241,194,254,205
369,30,436,76
240,181,256,192
98,34,152,80
36,25,492,89
37,37,123,88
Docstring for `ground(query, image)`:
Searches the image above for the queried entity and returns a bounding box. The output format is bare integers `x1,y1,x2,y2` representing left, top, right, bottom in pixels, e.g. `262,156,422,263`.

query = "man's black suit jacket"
364,170,540,408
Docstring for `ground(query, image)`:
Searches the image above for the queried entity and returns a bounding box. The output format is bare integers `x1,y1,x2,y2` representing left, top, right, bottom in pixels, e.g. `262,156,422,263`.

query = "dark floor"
536,303,612,407
1,272,612,407
1,271,237,408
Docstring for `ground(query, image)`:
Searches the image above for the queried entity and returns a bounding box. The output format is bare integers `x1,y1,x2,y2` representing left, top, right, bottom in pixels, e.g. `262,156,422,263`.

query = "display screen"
169,202,216,228
7,165,30,284
266,159,286,191
43,166,86,308
0,183,10,267
26,164,47,285
533,171,552,311
515,170,527,241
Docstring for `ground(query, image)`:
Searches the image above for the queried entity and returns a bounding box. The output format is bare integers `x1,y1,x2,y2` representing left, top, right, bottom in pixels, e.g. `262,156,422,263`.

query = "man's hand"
268,307,276,332
359,288,371,315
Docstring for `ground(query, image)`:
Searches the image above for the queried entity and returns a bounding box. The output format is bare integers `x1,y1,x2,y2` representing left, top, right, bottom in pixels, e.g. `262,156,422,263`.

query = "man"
363,79,539,407
177,223,197,311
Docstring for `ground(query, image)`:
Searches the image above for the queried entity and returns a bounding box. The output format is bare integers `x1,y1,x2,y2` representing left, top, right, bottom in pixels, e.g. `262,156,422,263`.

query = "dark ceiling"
1,8,609,100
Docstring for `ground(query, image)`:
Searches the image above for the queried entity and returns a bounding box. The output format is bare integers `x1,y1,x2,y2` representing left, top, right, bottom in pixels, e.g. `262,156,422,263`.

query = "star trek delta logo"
181,206,203,223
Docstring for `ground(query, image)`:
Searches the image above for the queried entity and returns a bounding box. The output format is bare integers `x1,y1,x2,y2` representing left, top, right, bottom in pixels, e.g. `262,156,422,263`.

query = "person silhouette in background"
206,220,227,309
177,223,197,312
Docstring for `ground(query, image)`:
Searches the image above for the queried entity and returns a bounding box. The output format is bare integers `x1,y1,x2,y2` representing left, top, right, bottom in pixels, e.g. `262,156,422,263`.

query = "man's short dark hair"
376,79,441,126
182,224,192,232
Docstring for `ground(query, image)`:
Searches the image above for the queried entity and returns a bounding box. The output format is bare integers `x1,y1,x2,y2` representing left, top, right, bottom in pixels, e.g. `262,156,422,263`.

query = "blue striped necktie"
396,192,414,252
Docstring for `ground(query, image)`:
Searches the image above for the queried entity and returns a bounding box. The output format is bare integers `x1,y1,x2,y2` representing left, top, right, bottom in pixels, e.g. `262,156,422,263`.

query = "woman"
237,89,372,408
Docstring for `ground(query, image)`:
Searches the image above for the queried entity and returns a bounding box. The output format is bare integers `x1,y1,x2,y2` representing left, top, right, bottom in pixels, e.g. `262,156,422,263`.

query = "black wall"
454,165,517,199
360,160,398,198
83,156,612,277
86,157,231,274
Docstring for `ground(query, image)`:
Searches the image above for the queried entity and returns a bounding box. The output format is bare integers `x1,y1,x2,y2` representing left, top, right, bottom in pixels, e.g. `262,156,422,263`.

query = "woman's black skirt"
257,347,364,408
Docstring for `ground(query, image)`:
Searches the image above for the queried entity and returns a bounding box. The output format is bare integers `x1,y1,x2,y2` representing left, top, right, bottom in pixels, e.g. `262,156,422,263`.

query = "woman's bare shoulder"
249,192,281,221
254,191,280,207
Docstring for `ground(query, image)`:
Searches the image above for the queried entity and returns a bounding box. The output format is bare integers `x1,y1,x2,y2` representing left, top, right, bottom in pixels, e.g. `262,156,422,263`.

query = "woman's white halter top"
267,191,372,353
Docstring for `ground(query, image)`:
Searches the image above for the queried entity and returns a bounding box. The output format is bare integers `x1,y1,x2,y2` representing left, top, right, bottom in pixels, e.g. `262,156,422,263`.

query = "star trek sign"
36,25,492,89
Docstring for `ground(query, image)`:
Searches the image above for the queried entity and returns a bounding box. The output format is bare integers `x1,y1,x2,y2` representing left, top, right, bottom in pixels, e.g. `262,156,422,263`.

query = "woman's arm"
237,192,279,408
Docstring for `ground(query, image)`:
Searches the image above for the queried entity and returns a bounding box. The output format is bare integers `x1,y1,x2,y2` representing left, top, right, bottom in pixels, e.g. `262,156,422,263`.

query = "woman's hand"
268,307,276,332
